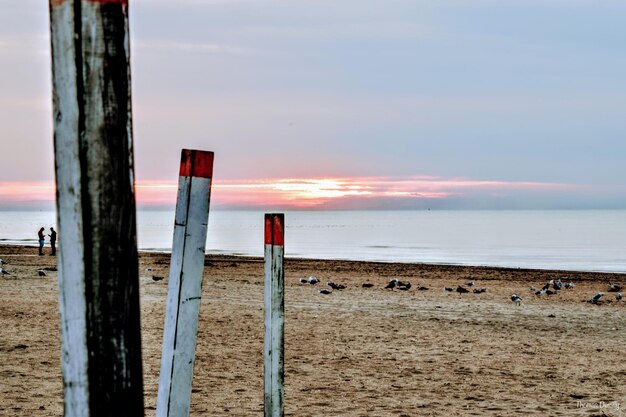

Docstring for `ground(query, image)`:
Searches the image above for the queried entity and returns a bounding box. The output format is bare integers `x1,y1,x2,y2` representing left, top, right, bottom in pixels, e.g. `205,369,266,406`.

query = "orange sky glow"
0,177,578,210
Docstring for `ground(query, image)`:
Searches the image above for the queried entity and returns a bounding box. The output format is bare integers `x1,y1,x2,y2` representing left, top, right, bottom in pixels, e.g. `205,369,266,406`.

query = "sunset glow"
0,177,580,210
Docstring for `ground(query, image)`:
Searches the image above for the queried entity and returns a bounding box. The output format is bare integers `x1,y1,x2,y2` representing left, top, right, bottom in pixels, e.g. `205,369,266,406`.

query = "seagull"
396,280,410,287
444,287,454,292
541,283,551,292
608,283,623,292
535,288,546,296
0,259,6,265
37,270,46,277
466,281,475,287
0,268,9,275
299,278,308,284
362,283,374,288
564,282,574,289
616,293,623,301
473,287,487,294
385,279,398,289
318,289,332,295
530,286,536,292
307,277,319,285
456,286,470,294
416,285,429,291
152,276,164,281
327,282,346,290
591,292,604,303
511,294,523,306
546,289,556,296
553,280,563,290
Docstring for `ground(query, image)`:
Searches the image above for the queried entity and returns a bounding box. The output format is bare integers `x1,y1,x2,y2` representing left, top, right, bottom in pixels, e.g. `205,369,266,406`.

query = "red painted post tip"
179,149,214,179
264,213,284,246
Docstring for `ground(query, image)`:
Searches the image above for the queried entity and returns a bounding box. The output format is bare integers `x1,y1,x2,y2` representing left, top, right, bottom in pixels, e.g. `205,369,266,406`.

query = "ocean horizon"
1,209,625,273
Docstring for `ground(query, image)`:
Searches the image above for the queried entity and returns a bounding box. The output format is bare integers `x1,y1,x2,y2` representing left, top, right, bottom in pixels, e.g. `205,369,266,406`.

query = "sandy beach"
1,244,625,416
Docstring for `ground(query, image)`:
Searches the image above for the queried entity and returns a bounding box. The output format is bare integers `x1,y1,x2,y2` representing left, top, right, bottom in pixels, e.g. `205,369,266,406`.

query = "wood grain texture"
49,0,143,416
157,156,213,417
264,214,285,417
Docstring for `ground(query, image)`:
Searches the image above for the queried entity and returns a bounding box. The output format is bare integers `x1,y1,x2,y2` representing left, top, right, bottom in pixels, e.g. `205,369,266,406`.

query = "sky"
1,0,625,210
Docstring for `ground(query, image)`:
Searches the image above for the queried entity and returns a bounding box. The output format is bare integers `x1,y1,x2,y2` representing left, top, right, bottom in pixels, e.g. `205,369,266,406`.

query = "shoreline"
2,243,625,280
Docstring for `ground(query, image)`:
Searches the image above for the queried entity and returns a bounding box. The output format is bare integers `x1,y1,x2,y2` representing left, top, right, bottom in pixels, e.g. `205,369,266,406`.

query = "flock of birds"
510,278,624,306
298,273,624,307
2,256,625,307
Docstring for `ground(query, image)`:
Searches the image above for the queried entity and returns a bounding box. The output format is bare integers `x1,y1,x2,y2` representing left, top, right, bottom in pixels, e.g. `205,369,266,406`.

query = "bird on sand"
385,279,398,289
327,282,346,290
473,287,487,294
319,289,331,295
0,259,6,265
397,282,411,291
444,287,454,292
616,293,623,301
0,268,9,275
564,282,574,289
511,294,523,306
307,277,320,284
362,283,374,288
591,292,604,303
608,283,623,292
416,285,429,291
37,270,46,277
456,286,470,294
299,277,308,284
152,276,164,281
466,281,475,287
530,286,536,292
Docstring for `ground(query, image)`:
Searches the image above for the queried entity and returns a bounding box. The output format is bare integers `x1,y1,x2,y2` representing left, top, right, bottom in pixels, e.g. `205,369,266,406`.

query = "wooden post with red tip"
49,0,144,415
157,149,214,417
264,213,285,417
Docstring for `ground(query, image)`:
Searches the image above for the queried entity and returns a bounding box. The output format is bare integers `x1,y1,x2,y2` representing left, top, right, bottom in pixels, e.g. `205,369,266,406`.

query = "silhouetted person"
49,227,57,256
38,227,45,256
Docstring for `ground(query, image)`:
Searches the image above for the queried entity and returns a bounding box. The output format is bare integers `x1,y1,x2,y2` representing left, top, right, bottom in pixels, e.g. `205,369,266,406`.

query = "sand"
1,244,625,416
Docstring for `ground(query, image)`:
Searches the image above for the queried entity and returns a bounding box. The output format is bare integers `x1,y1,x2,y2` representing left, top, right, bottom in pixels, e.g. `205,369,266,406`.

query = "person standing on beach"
48,227,57,256
38,227,45,256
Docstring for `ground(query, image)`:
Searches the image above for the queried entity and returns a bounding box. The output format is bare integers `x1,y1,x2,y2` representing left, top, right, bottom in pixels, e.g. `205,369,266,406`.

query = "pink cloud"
0,176,581,210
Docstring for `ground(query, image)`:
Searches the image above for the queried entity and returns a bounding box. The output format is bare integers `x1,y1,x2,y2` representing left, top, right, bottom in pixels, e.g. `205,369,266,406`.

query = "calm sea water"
1,210,625,273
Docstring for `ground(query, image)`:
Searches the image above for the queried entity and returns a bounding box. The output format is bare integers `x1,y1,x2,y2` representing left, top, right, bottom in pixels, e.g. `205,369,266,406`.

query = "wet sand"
1,244,625,416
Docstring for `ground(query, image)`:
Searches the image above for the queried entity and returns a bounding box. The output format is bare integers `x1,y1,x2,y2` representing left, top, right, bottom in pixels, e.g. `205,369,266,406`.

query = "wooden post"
264,213,285,417
49,1,143,416
157,149,214,417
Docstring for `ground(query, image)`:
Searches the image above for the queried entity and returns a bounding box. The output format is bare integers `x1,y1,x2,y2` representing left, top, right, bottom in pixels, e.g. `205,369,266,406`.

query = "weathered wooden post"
49,0,143,416
157,149,214,417
264,213,285,417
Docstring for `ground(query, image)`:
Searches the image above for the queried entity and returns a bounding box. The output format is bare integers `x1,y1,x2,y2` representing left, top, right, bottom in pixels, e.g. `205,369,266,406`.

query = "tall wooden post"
264,213,285,417
157,149,214,417
49,1,143,416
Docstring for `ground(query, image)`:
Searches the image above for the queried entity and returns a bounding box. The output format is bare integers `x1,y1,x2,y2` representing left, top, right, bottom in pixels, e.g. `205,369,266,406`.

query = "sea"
1,210,625,273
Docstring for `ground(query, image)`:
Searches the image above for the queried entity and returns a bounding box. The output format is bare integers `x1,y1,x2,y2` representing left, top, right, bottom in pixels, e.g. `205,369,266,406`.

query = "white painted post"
49,0,144,416
157,149,214,417
264,213,285,417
